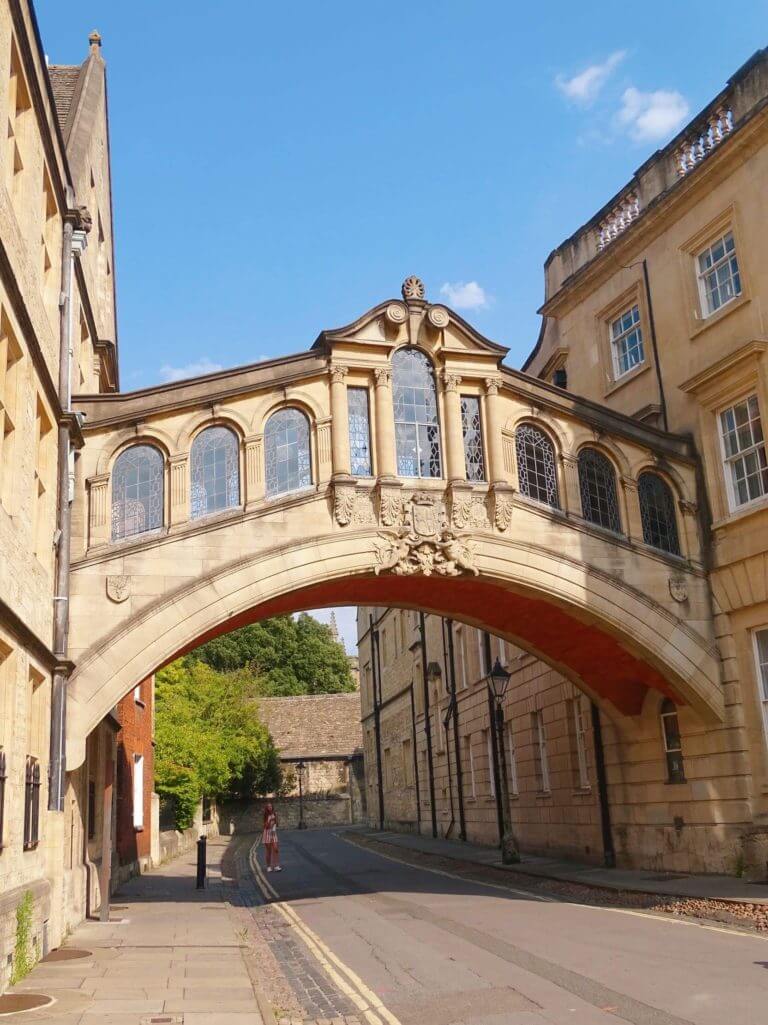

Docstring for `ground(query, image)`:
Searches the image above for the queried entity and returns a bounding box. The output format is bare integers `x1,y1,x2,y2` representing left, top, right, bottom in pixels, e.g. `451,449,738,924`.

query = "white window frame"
609,304,645,380
497,637,506,666
752,628,768,750
533,711,550,792
573,696,590,789
506,723,519,796
132,753,144,829
465,735,476,798
697,230,741,317
718,393,768,511
133,682,142,704
485,728,496,798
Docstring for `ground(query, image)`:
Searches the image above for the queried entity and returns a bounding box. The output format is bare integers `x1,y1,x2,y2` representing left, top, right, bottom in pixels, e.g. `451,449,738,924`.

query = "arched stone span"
69,279,721,770
65,527,721,770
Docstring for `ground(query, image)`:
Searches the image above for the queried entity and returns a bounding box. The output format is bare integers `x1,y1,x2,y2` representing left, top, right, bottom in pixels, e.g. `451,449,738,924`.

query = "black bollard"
196,835,206,889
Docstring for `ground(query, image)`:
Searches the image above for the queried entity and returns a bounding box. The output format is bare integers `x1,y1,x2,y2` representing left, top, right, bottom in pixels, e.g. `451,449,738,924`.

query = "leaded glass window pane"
578,447,620,532
348,387,372,477
461,395,485,482
111,444,164,540
265,408,312,497
515,424,559,508
638,472,680,555
392,348,442,478
190,426,239,519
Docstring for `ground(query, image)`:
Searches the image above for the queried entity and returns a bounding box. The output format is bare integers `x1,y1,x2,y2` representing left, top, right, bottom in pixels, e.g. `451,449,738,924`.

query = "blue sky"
37,2,766,650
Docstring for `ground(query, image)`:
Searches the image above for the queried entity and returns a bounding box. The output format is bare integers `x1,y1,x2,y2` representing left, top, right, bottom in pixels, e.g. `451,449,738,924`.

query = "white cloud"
158,358,224,383
617,86,689,142
556,51,626,106
439,281,489,310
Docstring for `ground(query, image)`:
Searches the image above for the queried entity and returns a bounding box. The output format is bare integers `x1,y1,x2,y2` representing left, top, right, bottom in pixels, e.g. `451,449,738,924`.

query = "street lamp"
296,760,307,830
486,657,520,864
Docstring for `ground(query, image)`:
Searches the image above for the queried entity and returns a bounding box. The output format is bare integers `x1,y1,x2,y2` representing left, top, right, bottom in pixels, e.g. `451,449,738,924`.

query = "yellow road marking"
249,844,404,1025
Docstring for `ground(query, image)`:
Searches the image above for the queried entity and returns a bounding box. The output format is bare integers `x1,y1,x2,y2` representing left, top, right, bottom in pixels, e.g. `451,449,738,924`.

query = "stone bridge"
66,279,721,769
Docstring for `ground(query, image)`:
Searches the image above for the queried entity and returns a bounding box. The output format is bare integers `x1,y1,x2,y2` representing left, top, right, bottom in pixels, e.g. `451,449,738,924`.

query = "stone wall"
221,794,355,834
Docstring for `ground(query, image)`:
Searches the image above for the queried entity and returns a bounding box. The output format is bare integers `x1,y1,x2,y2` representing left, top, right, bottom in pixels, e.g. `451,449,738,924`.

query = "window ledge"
711,495,768,531
572,787,592,796
603,360,652,398
535,791,552,800
134,699,146,709
689,293,750,340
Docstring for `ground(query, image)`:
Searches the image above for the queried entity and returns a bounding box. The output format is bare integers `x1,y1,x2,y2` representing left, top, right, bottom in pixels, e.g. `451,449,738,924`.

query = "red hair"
263,803,277,828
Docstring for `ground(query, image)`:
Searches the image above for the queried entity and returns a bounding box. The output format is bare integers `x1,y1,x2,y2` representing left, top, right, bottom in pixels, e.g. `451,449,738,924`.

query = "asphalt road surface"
252,828,767,1025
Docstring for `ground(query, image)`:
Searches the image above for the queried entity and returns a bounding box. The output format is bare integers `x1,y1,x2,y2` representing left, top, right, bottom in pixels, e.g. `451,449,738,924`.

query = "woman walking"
262,802,281,872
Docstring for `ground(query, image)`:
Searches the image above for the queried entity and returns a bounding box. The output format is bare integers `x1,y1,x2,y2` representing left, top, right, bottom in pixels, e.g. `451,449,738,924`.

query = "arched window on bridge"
638,472,680,556
578,447,621,532
190,426,240,519
515,424,559,508
392,348,442,478
111,444,164,541
265,407,312,497
660,698,685,783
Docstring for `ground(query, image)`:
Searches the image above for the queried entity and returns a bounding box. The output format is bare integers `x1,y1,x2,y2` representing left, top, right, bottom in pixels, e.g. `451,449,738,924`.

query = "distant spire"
89,30,102,55
329,611,340,643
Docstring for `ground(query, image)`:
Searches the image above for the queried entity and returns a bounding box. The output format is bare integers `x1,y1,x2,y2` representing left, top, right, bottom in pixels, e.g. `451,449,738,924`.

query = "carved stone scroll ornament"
494,493,514,531
452,494,489,530
385,302,407,325
106,575,130,603
427,305,450,329
333,484,375,526
379,490,404,527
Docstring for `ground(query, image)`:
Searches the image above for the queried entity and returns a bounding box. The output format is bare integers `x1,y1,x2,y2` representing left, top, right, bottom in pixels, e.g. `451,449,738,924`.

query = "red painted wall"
115,676,154,866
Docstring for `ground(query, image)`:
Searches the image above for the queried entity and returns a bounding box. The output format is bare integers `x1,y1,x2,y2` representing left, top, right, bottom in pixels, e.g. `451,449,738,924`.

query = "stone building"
358,49,768,877
0,3,117,989
259,693,363,797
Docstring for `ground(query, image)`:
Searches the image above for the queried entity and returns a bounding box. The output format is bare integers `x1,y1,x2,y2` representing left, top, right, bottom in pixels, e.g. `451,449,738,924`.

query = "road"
249,828,767,1025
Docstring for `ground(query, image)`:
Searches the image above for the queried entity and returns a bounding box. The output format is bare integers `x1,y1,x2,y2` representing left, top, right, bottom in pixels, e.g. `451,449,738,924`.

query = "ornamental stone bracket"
331,480,376,527
491,483,516,531
375,491,478,577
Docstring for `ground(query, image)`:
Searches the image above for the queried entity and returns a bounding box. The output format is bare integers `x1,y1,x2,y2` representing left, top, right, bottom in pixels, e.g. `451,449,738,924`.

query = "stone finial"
401,276,425,301
89,30,102,54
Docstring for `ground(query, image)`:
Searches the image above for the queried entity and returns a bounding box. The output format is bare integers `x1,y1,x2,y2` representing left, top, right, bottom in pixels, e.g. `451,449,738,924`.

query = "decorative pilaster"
621,476,644,542
560,452,581,516
442,371,465,483
678,499,701,563
484,377,505,484
87,473,110,547
245,434,264,507
317,417,333,482
328,364,351,480
374,365,397,479
169,454,189,526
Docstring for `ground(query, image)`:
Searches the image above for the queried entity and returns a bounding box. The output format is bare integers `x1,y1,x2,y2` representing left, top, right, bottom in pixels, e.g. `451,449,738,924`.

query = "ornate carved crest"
375,492,477,577
452,494,489,530
106,575,130,603
668,576,688,603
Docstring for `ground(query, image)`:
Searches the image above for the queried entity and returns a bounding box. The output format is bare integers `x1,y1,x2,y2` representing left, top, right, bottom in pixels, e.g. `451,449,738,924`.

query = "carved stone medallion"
668,576,688,603
401,276,425,301
106,575,130,603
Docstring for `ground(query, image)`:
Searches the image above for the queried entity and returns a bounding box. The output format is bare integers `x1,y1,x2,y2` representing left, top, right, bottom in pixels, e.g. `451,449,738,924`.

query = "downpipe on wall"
49,199,89,812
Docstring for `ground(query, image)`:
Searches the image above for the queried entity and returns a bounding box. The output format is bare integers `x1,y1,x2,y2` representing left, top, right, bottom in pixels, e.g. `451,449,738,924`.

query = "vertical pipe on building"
409,681,421,834
445,620,466,842
590,702,616,868
50,199,85,812
98,742,114,921
418,612,438,838
370,615,385,831
641,259,669,432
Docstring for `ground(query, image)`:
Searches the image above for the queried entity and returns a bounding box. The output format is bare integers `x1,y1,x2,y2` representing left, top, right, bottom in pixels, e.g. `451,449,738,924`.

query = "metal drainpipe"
409,682,422,834
641,259,669,432
590,702,616,868
418,612,438,838
49,201,87,812
370,615,385,831
445,619,466,841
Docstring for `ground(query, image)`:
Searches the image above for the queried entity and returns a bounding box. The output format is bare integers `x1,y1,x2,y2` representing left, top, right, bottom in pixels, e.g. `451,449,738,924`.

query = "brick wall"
115,677,154,871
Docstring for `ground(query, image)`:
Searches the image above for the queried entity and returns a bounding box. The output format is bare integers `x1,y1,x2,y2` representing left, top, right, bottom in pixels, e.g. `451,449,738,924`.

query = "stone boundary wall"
0,878,51,994
221,794,354,834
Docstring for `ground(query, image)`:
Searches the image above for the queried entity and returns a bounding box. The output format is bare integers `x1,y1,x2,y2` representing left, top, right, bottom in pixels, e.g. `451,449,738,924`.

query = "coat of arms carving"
106,575,130,603
375,492,477,577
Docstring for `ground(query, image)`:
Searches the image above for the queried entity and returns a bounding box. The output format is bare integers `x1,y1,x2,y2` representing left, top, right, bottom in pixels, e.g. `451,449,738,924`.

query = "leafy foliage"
154,661,281,829
11,891,35,985
189,614,354,696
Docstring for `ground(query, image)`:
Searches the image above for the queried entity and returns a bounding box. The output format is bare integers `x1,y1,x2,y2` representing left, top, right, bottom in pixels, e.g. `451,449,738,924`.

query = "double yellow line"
249,844,404,1025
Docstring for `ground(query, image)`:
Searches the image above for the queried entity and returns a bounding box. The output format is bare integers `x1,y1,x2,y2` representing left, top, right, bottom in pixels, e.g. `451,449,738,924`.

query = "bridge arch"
65,524,722,770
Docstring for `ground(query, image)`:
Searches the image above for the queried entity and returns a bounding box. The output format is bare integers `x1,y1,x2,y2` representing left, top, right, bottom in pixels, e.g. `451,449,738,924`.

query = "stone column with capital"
87,473,110,546
621,476,644,542
442,372,466,484
244,434,264,507
560,452,582,516
484,377,505,485
329,365,351,480
169,454,189,526
374,365,397,479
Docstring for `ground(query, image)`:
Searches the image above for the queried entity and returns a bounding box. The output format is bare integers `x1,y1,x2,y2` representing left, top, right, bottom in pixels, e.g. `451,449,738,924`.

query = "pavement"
6,827,768,1025
347,826,768,904
4,835,272,1025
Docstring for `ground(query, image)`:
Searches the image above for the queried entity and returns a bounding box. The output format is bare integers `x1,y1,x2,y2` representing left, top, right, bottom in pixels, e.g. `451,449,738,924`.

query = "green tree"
154,661,281,828
189,613,354,696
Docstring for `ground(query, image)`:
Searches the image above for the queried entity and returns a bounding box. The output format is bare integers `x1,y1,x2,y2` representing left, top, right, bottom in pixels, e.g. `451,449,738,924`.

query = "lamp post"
487,657,520,864
297,760,307,830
